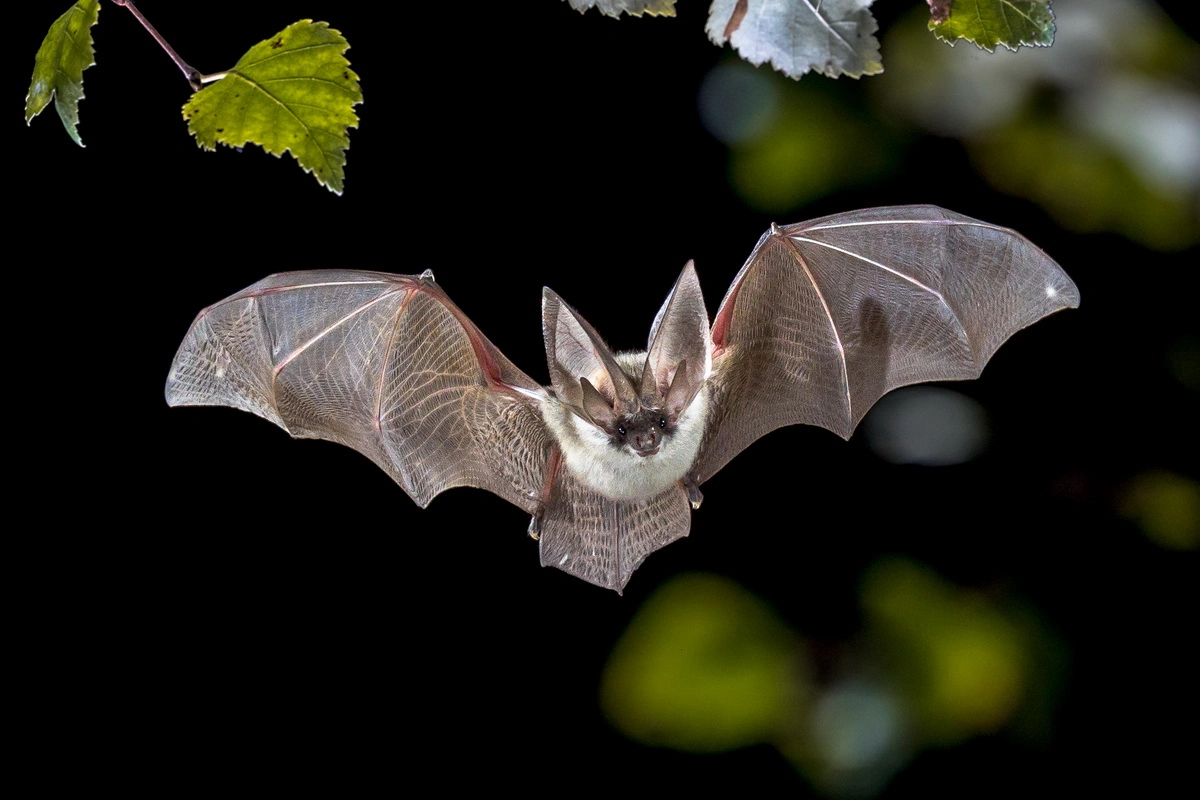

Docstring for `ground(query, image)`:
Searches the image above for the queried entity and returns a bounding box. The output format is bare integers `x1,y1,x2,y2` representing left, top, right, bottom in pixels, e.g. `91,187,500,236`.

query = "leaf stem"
112,0,203,90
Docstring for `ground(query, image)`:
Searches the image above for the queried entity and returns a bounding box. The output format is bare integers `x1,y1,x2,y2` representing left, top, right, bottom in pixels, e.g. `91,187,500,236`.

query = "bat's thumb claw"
685,481,704,510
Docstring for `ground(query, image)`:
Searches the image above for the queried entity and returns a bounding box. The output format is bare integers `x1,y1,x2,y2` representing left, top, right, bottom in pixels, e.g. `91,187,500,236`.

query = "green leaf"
25,0,101,147
183,20,362,194
566,0,676,17
929,0,1055,52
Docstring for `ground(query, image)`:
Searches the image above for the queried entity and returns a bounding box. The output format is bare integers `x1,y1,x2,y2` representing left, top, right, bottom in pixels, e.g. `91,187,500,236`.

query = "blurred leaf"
727,81,896,212
930,0,1055,52
861,558,1030,743
566,0,676,16
1121,472,1200,550
707,0,882,80
183,20,362,194
25,0,100,146
601,574,802,752
1168,337,1200,393
975,114,1200,250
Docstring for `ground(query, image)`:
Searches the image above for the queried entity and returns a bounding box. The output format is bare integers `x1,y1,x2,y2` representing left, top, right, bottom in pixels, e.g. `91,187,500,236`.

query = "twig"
112,1,204,90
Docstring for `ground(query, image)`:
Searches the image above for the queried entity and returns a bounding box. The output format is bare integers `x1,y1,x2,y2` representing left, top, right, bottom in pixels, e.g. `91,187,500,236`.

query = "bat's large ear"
580,377,620,430
543,288,637,412
642,261,710,414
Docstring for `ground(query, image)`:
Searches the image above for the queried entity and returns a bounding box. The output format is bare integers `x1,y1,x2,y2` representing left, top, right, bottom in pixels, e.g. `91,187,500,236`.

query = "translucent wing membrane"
695,205,1079,483
166,270,549,512
540,473,691,593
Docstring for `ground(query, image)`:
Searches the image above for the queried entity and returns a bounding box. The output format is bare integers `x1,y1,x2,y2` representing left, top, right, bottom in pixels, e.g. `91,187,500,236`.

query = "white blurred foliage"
810,680,909,798
881,0,1200,193
1070,75,1200,194
697,62,782,144
863,387,990,466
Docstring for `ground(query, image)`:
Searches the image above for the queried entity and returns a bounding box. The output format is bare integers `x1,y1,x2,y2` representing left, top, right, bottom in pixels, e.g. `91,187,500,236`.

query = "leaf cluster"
26,1,1057,193
25,1,362,193
568,0,1055,79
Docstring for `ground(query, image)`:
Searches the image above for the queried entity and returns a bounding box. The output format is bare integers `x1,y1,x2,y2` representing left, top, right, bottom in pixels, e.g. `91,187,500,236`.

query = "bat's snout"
632,430,660,457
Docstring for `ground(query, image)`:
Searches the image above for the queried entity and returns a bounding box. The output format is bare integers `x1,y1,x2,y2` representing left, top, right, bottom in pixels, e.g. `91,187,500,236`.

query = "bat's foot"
527,512,542,541
685,480,703,510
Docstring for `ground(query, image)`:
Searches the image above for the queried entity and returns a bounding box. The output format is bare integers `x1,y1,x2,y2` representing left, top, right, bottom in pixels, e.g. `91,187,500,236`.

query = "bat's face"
604,407,671,457
580,351,693,459
547,354,712,502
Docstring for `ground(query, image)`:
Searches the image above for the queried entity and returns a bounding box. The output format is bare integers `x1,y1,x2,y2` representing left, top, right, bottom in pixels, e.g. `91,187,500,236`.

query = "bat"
166,205,1079,592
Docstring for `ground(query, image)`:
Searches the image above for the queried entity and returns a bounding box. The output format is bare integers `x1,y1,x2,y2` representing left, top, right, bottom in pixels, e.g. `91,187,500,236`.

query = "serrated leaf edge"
930,0,1056,54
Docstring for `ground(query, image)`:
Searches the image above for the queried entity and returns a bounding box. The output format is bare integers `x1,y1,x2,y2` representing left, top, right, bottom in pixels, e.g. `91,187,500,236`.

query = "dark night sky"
15,2,1196,793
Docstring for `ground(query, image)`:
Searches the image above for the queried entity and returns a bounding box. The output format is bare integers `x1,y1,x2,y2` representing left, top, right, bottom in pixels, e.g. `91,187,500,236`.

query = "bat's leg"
529,446,563,540
684,477,704,510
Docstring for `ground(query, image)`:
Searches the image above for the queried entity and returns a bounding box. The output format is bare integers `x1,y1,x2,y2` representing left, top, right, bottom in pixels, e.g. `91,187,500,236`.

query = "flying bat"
165,205,1079,592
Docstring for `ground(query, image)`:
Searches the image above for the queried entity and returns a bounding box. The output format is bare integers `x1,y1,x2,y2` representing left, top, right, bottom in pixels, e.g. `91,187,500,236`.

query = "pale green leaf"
929,0,1055,52
183,20,362,194
707,0,881,80
566,0,676,17
1121,471,1200,550
25,0,101,147
600,574,801,752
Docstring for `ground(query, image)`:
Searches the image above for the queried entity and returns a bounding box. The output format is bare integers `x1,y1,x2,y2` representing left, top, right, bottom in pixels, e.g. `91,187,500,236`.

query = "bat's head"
542,262,712,458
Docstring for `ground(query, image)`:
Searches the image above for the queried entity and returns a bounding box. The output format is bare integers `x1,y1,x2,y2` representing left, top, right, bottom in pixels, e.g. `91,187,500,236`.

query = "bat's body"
166,206,1079,591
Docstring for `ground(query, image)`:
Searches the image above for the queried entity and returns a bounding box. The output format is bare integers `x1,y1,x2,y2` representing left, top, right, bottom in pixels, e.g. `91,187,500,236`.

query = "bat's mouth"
633,446,661,458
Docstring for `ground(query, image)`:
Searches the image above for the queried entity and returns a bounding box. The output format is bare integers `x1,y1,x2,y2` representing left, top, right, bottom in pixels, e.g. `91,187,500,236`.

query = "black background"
15,1,1196,793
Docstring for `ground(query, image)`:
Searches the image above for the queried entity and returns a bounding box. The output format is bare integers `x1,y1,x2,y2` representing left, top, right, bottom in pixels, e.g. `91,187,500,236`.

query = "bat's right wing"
166,270,551,514
693,205,1079,484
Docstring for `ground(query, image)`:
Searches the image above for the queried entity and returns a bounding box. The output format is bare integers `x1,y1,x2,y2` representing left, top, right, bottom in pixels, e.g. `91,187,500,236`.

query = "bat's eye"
658,417,667,428
616,425,627,437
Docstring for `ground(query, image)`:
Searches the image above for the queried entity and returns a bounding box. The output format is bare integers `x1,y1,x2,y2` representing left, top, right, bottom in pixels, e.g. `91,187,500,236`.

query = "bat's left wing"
693,205,1080,484
166,270,551,514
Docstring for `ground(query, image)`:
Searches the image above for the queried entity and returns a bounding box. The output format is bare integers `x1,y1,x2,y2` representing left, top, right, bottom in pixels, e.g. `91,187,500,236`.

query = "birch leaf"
25,0,100,146
182,20,362,194
566,0,677,16
930,0,1056,52
706,0,882,80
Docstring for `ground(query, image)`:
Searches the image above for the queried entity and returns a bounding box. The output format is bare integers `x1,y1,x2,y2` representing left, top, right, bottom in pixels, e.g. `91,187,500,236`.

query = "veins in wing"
375,286,417,435
243,277,405,378
789,215,974,355
788,236,946,299
802,217,1006,234
773,225,852,423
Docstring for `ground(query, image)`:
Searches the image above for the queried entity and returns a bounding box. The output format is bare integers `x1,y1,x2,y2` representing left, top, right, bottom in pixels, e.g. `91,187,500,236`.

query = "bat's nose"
633,430,659,456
